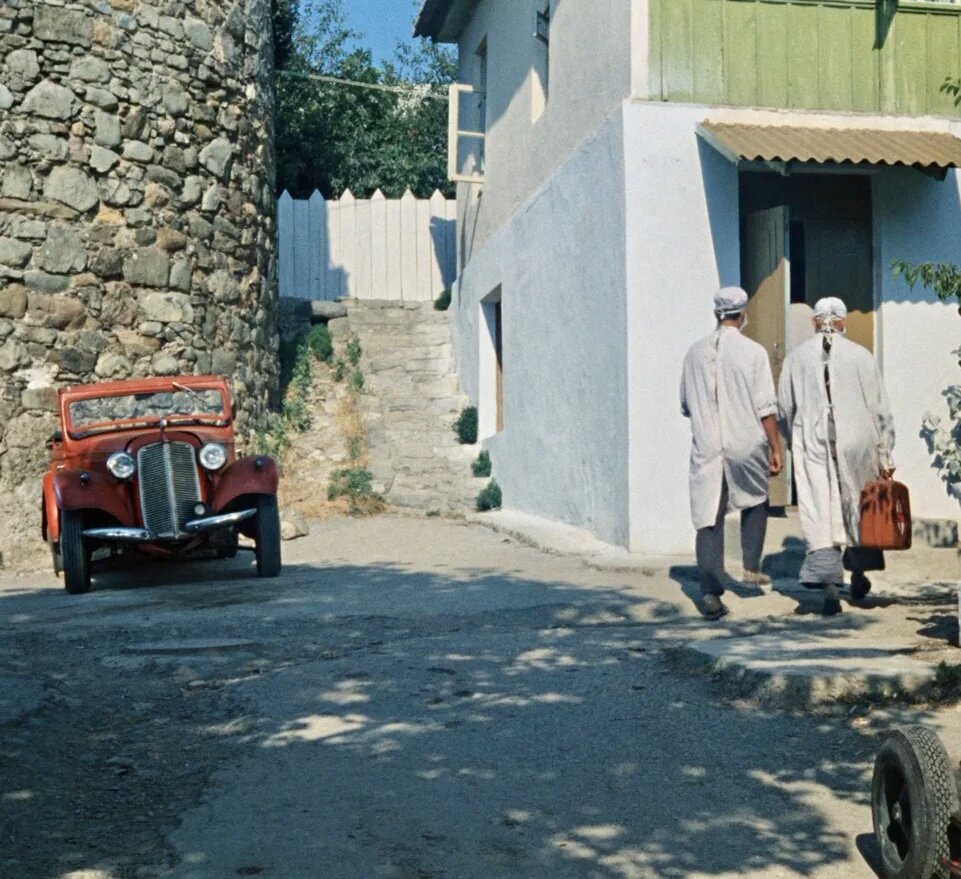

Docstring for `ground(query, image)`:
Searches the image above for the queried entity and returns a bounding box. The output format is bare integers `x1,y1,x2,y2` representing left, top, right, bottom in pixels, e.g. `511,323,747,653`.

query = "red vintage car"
41,375,281,594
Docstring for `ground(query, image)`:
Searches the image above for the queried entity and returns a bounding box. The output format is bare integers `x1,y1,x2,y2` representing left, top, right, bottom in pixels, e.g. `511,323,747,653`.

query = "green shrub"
327,467,385,516
278,338,302,393
252,336,313,458
455,405,478,444
476,479,502,512
346,435,363,461
328,467,373,500
332,357,347,382
348,369,365,393
307,324,333,362
346,335,362,366
472,449,491,477
434,288,452,311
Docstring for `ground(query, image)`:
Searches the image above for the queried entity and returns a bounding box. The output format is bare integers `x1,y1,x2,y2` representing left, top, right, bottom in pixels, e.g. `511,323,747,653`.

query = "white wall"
455,0,633,261
874,166,961,522
623,101,741,554
450,108,631,546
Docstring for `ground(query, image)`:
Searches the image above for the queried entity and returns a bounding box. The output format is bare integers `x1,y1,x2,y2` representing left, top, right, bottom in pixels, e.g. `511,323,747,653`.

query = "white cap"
713,286,748,316
813,296,847,318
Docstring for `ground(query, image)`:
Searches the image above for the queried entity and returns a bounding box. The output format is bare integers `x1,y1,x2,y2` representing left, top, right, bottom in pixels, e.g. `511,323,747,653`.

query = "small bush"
307,324,333,362
348,369,365,393
476,479,502,512
278,338,302,392
455,405,478,444
332,357,347,382
346,335,362,366
346,435,363,461
434,288,452,311
328,467,373,500
472,449,491,477
328,467,385,516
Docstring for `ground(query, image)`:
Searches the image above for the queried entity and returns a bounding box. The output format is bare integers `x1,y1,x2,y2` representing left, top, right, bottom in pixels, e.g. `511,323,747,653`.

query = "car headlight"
106,451,136,480
198,443,227,471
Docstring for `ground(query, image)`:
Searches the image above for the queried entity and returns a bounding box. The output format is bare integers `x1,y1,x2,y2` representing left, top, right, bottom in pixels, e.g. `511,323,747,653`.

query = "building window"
447,38,486,183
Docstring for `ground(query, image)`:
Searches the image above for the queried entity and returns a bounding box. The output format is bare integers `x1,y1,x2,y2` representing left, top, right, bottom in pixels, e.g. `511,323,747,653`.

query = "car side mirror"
47,429,62,447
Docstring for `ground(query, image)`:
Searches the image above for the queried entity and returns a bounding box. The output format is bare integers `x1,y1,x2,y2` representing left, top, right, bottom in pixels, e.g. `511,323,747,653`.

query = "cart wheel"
872,725,960,879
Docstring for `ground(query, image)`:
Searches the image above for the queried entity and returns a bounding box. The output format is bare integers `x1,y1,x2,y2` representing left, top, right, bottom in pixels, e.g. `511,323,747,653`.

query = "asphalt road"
0,515,899,878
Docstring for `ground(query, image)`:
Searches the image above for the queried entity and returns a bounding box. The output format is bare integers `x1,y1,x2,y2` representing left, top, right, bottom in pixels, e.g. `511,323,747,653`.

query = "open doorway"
739,171,875,503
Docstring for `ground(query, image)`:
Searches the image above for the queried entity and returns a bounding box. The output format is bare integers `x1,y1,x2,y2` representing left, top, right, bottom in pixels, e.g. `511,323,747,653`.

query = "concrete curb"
664,631,942,712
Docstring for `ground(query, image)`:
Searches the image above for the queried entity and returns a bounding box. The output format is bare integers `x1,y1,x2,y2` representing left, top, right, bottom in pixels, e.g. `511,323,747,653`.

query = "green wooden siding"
649,0,961,116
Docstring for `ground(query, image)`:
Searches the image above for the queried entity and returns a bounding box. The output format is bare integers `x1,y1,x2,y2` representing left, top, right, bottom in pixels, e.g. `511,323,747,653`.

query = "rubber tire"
60,510,91,595
872,725,960,879
254,495,281,578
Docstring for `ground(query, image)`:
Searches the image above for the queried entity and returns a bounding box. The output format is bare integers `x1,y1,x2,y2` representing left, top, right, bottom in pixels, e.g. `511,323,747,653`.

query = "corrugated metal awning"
698,121,961,170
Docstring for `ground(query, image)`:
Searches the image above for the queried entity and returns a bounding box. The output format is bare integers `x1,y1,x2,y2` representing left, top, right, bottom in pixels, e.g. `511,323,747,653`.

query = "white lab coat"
680,327,777,530
778,334,895,551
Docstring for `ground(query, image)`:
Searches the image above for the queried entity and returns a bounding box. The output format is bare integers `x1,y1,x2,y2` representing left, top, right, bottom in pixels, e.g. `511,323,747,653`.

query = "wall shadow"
430,215,457,290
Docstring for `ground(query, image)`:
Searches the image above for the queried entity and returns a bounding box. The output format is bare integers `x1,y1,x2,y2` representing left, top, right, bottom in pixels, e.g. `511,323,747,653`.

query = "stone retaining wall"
0,0,277,566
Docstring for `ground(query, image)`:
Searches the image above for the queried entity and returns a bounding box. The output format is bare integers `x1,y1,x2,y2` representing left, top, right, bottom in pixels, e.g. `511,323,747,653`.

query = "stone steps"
343,300,486,514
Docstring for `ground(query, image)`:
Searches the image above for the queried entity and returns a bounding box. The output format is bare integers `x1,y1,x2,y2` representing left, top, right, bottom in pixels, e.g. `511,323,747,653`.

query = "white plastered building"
415,0,961,554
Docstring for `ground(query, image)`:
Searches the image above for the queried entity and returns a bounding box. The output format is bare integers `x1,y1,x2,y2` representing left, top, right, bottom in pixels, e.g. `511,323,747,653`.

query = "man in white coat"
778,296,895,615
681,287,783,620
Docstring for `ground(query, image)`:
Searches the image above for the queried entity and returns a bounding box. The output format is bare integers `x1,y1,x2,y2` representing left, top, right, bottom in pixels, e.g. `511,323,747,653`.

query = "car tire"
60,510,91,595
254,495,281,578
872,725,960,879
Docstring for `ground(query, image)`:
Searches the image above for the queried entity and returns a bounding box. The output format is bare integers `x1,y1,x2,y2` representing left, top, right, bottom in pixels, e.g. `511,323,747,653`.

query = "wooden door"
741,206,789,506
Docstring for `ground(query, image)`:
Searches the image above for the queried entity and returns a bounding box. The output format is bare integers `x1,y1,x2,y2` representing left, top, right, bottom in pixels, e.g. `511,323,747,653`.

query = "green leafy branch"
892,258,961,313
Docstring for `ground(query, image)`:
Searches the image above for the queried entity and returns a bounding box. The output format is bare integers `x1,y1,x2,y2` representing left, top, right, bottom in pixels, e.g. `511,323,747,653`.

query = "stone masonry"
0,0,277,565
334,301,488,514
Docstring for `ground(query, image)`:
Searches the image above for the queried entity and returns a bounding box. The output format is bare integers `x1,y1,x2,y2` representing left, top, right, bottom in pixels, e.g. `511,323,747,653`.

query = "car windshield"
68,388,226,430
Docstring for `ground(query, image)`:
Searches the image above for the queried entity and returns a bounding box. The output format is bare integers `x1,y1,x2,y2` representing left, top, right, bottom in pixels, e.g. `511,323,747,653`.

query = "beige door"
804,218,874,352
741,206,789,506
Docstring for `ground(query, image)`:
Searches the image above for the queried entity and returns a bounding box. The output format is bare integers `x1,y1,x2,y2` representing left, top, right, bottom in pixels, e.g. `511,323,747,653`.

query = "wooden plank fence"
277,189,457,301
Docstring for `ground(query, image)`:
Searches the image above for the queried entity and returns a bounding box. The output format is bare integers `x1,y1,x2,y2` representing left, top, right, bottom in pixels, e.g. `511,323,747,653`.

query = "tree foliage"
274,0,455,199
894,257,961,491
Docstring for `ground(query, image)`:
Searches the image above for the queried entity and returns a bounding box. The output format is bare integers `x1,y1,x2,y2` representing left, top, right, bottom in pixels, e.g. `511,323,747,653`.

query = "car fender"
52,470,134,531
212,455,278,512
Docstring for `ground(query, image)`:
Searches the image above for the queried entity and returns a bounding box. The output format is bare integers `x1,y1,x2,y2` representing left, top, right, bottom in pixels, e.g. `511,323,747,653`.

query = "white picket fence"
277,189,456,302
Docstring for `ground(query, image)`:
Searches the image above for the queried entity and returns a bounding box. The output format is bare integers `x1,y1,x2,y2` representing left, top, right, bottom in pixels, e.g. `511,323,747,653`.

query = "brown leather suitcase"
859,478,912,551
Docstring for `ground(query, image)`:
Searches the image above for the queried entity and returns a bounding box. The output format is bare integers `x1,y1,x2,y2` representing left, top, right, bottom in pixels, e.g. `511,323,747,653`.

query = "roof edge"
414,0,475,42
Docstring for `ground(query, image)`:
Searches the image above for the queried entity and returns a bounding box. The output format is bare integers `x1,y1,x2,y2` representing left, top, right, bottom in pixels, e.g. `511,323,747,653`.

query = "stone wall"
0,0,277,566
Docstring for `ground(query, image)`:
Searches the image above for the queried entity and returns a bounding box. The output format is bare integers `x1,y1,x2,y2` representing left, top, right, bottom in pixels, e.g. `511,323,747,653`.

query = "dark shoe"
822,584,843,616
699,594,729,621
850,571,872,602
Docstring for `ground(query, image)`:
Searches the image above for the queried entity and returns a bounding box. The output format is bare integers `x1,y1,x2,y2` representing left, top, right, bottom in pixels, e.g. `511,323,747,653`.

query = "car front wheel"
254,495,281,578
60,509,91,595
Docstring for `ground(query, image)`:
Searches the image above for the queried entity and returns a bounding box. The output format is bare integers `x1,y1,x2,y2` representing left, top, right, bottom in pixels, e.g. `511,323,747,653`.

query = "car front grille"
137,441,201,538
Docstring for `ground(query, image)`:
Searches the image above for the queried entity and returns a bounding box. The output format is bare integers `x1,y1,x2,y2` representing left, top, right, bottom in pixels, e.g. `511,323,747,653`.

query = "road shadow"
0,553,916,878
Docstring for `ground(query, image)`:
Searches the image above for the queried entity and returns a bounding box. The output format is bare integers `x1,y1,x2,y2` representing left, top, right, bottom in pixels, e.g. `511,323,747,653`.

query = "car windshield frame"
65,386,230,438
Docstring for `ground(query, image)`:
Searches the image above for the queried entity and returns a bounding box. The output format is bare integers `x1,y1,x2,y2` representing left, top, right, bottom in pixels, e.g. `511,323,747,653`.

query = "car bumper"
83,508,256,542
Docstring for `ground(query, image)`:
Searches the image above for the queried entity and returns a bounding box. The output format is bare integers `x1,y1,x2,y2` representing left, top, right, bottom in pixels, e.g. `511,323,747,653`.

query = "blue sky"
342,0,425,65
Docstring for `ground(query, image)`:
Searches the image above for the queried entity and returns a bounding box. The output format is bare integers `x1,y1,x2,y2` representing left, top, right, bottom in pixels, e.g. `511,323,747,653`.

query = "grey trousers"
696,477,768,596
